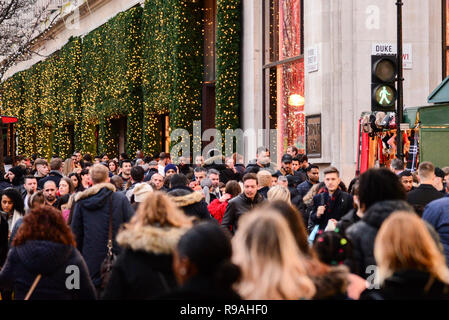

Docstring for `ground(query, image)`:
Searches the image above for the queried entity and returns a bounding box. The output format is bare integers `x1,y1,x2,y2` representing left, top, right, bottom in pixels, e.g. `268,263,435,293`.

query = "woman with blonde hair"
362,211,449,300
267,185,291,204
63,158,75,177
232,209,316,300
102,191,194,299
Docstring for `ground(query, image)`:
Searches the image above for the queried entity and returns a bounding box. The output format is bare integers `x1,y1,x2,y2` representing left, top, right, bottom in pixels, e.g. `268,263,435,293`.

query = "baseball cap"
281,154,293,163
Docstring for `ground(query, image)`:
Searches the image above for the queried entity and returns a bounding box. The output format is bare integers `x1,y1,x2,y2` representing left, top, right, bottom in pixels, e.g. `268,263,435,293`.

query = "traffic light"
371,55,397,112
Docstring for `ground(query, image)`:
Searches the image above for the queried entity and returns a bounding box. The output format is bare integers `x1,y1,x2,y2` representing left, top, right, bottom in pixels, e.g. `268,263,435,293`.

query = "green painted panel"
420,128,449,167
403,107,419,128
419,105,449,126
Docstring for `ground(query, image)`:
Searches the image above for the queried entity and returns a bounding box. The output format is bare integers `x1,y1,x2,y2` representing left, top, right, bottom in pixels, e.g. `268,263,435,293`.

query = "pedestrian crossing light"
371,55,397,112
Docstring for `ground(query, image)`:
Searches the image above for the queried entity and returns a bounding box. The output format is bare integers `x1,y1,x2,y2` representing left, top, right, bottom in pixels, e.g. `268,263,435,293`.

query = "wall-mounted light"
288,94,305,107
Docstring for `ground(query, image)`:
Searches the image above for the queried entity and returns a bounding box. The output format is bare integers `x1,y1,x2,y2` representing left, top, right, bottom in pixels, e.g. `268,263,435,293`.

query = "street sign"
306,45,319,73
372,43,412,69
400,123,410,131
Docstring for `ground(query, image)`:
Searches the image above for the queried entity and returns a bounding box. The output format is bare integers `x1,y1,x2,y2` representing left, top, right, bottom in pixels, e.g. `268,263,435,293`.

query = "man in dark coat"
407,162,444,216
309,167,353,232
422,194,449,266
244,147,271,175
221,173,266,236
71,164,134,291
38,158,64,189
167,174,212,221
297,164,320,200
346,200,413,278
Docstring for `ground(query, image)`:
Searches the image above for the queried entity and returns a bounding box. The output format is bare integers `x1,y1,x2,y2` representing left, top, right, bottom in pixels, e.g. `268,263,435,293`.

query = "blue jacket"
71,183,134,287
297,180,314,200
0,240,96,300
422,195,449,266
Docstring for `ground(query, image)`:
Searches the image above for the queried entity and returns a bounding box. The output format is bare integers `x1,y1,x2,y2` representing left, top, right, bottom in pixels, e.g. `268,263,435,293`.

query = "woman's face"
109,162,116,172
1,195,14,213
81,174,91,185
70,175,79,187
59,180,70,196
172,249,190,286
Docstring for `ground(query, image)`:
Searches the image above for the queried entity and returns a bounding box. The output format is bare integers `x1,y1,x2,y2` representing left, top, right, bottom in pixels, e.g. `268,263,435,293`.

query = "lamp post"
396,0,404,160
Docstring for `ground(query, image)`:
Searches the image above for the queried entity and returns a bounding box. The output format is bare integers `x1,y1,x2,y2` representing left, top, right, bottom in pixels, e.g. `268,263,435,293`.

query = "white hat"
133,183,153,203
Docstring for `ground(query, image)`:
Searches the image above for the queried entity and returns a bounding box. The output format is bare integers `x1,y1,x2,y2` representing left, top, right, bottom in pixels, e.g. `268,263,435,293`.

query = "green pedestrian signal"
371,55,397,111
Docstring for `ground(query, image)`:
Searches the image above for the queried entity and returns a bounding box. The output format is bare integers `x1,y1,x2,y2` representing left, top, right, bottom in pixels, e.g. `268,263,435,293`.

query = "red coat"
208,199,229,224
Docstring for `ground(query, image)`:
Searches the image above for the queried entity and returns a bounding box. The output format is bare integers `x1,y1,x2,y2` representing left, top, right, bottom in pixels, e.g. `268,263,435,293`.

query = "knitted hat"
133,183,153,203
164,164,178,175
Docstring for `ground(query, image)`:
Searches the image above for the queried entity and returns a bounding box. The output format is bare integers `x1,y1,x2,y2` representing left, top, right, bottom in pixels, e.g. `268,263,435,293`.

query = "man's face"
281,161,292,173
166,169,176,177
209,173,220,188
151,174,164,190
195,156,204,166
71,155,77,163
24,178,38,194
257,151,270,165
292,160,300,172
243,179,258,199
324,173,340,193
400,176,413,192
300,160,309,169
95,158,101,164
36,164,49,176
195,171,206,183
445,175,449,192
43,182,57,203
102,155,109,162
122,162,132,175
287,147,297,157
308,168,320,183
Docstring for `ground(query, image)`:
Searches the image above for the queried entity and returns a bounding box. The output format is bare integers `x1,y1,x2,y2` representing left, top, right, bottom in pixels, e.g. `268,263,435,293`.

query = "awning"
428,75,449,104
0,116,18,124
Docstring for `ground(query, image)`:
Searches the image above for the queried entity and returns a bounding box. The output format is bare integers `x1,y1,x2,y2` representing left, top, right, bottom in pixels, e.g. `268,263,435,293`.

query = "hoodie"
0,240,96,300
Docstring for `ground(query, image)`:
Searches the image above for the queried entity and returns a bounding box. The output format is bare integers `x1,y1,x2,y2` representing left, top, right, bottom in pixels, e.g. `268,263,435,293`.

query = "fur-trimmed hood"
74,182,116,202
310,265,349,300
117,225,189,254
169,189,204,207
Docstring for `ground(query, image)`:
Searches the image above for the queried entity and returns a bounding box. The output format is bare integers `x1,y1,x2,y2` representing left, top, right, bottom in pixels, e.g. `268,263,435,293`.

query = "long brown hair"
12,205,76,247
375,211,449,286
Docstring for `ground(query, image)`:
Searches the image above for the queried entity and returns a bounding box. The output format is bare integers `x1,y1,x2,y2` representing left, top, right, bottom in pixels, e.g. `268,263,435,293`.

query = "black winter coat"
168,186,212,221
345,200,412,278
335,209,361,236
0,215,8,267
361,270,449,300
102,225,183,300
309,189,353,231
258,186,270,199
221,192,266,235
0,240,96,300
407,184,444,216
71,183,135,287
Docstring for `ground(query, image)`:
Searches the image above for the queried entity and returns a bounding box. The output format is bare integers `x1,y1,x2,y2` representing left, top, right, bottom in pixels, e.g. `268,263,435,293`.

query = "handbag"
100,195,116,291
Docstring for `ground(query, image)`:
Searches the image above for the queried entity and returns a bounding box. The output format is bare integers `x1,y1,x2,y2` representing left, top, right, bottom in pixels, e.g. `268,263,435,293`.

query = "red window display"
264,0,305,157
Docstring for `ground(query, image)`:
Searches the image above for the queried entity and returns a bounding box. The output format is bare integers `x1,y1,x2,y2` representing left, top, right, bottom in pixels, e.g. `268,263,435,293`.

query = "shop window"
263,0,305,156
